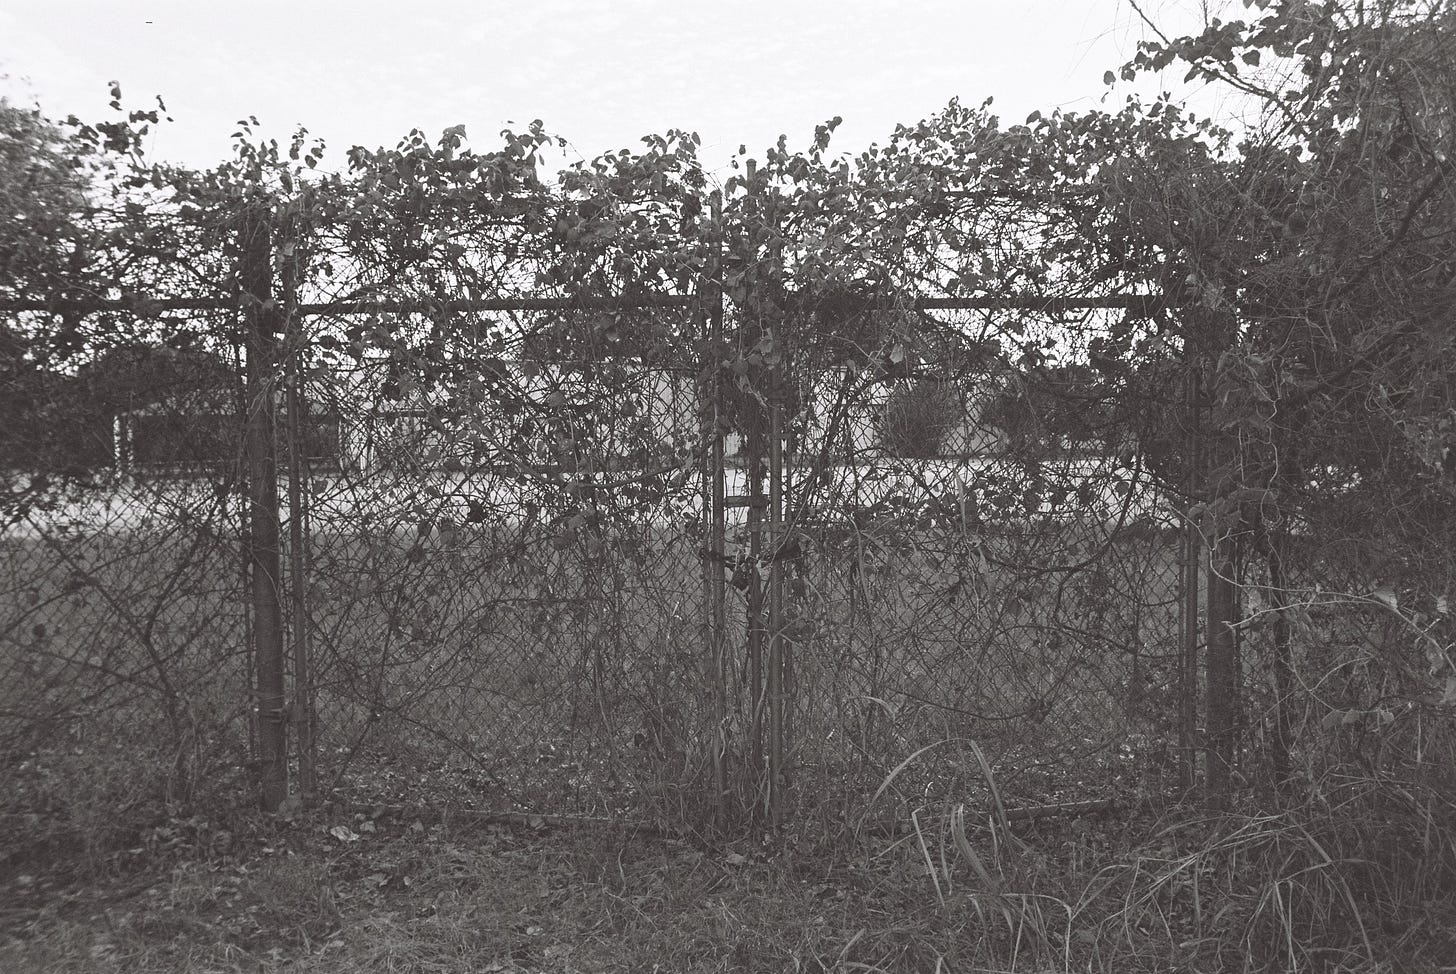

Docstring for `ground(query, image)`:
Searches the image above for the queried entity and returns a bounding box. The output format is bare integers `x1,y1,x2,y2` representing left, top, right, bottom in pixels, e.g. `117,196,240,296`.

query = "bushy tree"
1110,0,1456,561
0,98,90,299
2,101,94,515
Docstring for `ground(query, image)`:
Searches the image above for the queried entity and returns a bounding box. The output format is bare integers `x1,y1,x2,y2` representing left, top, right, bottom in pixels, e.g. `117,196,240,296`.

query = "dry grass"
4,774,1454,974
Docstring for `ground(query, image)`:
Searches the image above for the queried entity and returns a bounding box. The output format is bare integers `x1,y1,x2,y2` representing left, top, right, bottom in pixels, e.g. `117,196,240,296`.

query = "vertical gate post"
1200,310,1239,809
760,164,792,831
241,201,288,812
1206,536,1238,807
741,161,767,818
745,398,767,804
767,376,785,830
700,193,729,830
280,213,316,801
1265,528,1294,792
1179,361,1202,793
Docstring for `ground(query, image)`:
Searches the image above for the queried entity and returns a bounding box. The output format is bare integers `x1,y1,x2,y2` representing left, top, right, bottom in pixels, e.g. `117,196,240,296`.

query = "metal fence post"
745,402,767,812
700,194,729,830
767,378,785,830
1179,361,1202,793
280,212,316,802
241,201,288,812
738,162,768,821
1201,312,1239,810
1206,535,1238,807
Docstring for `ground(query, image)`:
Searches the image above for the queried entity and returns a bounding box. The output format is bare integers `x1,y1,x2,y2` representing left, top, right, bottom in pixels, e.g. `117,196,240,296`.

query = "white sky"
1,0,1232,179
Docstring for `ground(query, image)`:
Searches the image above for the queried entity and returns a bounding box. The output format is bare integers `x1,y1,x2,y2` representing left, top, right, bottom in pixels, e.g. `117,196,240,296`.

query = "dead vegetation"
4,755,1454,973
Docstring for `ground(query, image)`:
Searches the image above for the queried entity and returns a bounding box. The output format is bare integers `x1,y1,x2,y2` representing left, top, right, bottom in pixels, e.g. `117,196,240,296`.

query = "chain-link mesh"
2,368,255,864
254,297,1200,830
731,308,1190,827
7,311,1450,849
1,301,1205,850
287,307,720,822
6,144,1446,856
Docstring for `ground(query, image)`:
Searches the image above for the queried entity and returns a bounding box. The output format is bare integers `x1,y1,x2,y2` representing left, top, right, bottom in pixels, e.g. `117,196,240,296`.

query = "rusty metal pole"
280,218,316,802
699,194,729,830
1179,362,1201,794
759,161,793,831
740,161,768,820
1201,312,1239,810
1206,536,1237,807
241,202,288,812
744,436,767,816
767,376,785,830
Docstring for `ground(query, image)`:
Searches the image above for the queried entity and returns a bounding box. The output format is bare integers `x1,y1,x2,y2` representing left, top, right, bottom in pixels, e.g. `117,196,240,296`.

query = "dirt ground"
4,797,1452,973
2,806,994,973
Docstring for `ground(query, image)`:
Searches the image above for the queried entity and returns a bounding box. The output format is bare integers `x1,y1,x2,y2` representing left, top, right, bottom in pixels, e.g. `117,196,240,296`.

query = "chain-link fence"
276,317,1196,835
715,308,1191,830
2,412,254,869
5,137,1451,871
292,308,720,822
0,305,1196,855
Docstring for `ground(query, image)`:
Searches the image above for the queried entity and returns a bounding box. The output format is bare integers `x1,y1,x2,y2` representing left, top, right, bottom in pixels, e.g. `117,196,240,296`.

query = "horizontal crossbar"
0,292,1186,316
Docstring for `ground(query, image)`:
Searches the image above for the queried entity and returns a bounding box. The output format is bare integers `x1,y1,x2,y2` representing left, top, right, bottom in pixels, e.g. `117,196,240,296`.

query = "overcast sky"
1,0,1229,179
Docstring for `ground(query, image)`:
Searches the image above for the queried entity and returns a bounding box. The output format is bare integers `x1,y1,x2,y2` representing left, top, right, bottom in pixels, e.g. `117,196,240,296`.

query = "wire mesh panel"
290,306,723,822
0,275,1205,846
1,426,254,865
721,304,1192,828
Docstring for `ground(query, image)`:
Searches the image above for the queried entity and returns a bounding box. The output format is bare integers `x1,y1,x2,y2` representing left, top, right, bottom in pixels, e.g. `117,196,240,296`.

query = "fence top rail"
799,294,1186,312
0,292,1188,317
0,295,697,315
